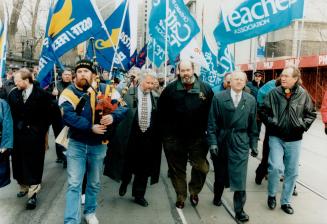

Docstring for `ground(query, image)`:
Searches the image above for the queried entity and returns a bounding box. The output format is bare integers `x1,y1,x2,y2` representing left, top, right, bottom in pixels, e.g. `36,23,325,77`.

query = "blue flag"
136,44,147,68
128,50,137,69
0,1,8,82
257,35,266,58
148,0,200,67
200,38,222,90
87,0,131,72
147,37,165,68
38,0,104,88
214,0,304,44
217,44,235,76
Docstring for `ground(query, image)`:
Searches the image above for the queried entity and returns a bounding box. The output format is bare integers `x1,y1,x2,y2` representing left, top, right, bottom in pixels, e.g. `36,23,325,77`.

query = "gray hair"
230,70,247,81
128,66,141,75
139,69,157,82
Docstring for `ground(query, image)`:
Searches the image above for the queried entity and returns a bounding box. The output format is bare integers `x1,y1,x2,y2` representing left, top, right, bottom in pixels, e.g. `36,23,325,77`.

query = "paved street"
0,117,326,224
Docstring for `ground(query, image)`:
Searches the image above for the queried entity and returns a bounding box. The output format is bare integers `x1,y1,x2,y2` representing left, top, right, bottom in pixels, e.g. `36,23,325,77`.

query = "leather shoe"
119,183,127,196
55,158,63,163
292,186,298,196
62,159,67,169
134,197,149,207
235,211,249,222
267,196,276,209
190,194,199,207
17,191,28,198
281,204,294,214
26,194,37,210
175,201,184,209
255,175,263,185
213,195,222,206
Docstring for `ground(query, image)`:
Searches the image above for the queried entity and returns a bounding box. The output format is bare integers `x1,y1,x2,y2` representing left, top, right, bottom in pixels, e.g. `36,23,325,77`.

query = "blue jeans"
268,136,301,205
64,139,107,224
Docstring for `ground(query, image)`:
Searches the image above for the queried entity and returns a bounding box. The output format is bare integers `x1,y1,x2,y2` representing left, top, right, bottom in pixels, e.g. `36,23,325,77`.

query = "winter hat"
75,59,96,74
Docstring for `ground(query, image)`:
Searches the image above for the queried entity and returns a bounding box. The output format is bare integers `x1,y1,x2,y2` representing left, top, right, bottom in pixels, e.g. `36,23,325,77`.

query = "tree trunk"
31,0,41,59
31,0,41,39
8,0,25,51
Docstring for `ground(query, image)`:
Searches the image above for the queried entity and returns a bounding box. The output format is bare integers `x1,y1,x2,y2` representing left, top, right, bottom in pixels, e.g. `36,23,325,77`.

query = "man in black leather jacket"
261,66,316,215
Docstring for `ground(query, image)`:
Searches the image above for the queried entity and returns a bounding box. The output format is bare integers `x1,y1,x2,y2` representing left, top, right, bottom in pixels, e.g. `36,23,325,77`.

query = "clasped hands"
92,115,113,135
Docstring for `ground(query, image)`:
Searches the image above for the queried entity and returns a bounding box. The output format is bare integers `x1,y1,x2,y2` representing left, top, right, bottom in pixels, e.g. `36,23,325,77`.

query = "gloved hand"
209,145,219,156
251,149,258,157
0,148,7,153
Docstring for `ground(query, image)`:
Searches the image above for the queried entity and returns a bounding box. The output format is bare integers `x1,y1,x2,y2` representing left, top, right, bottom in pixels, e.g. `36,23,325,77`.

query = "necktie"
22,90,27,103
139,94,148,132
234,94,240,107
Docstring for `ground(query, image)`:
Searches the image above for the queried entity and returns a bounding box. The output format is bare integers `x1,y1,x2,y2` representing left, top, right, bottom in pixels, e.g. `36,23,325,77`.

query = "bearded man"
59,59,127,224
158,60,213,209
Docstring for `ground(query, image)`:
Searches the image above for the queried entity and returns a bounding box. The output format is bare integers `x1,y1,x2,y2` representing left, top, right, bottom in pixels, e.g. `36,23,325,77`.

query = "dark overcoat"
8,86,53,185
207,89,258,191
104,87,162,185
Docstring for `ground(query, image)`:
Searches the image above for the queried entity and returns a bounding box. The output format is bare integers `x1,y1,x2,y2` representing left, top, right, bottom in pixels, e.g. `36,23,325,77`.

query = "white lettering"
43,38,49,48
319,55,327,65
264,61,273,69
71,17,92,36
52,33,70,50
38,57,47,70
240,7,254,25
229,11,242,28
251,2,265,20
223,0,297,31
285,59,300,67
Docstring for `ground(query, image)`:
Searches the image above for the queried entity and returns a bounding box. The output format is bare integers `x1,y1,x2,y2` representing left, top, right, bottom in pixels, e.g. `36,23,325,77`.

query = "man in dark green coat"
207,71,258,223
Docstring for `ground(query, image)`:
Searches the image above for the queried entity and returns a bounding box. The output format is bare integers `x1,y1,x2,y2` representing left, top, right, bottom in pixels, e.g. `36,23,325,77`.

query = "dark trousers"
121,170,148,198
163,136,209,202
121,125,153,198
234,191,246,214
214,183,246,214
55,143,66,161
82,172,87,194
255,130,270,181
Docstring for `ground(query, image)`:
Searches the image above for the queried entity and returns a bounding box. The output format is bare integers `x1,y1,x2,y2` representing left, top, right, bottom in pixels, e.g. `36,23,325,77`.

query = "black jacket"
158,77,213,138
260,85,316,142
246,80,264,100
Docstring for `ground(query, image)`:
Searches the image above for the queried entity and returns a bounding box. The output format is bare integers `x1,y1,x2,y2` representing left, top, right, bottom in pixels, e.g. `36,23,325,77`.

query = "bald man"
207,71,258,222
158,60,213,209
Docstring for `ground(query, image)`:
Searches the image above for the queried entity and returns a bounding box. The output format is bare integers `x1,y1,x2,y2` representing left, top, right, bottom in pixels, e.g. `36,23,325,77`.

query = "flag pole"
296,0,305,60
109,0,129,76
164,0,169,87
0,0,8,87
152,38,155,68
90,0,126,73
53,64,58,99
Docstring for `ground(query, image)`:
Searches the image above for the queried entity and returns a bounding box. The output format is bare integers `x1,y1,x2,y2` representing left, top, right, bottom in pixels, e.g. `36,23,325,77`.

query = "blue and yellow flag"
0,1,8,83
37,0,105,88
86,0,131,72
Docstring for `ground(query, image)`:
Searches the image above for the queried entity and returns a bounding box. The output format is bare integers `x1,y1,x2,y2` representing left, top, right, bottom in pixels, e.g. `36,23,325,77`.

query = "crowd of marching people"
0,58,326,224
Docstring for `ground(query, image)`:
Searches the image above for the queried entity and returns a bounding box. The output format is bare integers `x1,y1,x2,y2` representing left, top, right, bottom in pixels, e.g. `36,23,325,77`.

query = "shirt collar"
230,88,242,98
25,84,33,95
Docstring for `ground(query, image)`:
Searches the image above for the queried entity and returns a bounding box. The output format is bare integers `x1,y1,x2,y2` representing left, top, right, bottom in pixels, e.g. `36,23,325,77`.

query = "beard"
181,75,195,84
75,78,90,91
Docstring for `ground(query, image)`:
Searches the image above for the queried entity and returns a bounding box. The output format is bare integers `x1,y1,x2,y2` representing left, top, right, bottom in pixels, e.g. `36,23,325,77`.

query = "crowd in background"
0,59,325,224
